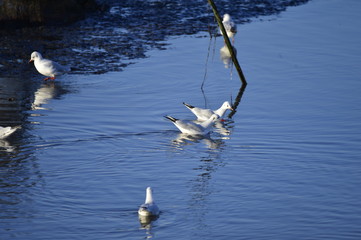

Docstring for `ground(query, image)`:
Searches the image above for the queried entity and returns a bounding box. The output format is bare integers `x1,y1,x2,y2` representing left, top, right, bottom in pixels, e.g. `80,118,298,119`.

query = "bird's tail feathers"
164,116,178,122
183,102,194,109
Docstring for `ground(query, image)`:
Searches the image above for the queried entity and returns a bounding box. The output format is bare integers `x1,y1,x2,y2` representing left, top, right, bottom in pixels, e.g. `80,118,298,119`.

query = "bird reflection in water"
138,215,159,239
32,81,71,111
0,140,16,152
220,45,237,69
171,132,224,149
32,82,57,110
213,119,233,137
170,117,233,149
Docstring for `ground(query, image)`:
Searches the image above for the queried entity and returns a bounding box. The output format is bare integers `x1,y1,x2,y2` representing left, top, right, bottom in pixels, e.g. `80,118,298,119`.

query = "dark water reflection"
31,82,71,111
0,77,73,234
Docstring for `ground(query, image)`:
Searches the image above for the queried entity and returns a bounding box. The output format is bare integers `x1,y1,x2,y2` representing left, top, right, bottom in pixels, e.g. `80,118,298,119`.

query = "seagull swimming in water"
164,114,218,135
138,187,160,217
0,126,20,139
183,101,233,122
29,51,70,81
220,14,237,43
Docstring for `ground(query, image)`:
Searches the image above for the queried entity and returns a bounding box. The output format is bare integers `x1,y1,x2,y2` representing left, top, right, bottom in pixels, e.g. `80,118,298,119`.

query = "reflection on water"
32,83,57,110
139,214,159,227
170,127,229,150
220,44,237,69
0,78,27,126
228,84,247,119
0,146,43,221
172,133,223,149
139,214,159,239
188,154,226,234
0,76,73,235
0,140,15,153
0,77,72,123
32,81,73,111
214,120,232,136
2,0,361,239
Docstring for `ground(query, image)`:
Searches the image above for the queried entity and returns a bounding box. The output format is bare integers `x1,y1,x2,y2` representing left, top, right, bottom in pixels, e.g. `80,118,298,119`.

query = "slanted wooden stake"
207,0,247,86
228,84,247,118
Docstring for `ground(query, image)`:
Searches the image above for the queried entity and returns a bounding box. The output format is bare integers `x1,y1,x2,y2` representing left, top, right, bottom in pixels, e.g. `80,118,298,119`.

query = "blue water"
1,0,361,239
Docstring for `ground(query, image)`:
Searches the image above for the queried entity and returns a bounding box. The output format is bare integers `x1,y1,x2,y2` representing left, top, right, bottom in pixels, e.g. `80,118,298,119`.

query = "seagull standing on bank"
0,126,20,139
164,114,219,135
220,14,237,43
138,187,160,217
29,51,70,81
183,101,233,121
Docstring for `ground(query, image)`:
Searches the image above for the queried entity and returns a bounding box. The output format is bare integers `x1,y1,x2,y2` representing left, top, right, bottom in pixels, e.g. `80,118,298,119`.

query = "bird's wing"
175,120,203,134
192,108,213,120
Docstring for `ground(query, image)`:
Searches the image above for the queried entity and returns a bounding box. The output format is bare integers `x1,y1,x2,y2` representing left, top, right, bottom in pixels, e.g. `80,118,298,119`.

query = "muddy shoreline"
0,0,309,78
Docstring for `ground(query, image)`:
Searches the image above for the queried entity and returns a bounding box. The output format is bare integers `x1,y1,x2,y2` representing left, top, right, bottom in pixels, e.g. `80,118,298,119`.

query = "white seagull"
164,114,218,135
29,51,70,81
138,187,160,217
0,126,20,139
220,14,237,43
183,101,233,121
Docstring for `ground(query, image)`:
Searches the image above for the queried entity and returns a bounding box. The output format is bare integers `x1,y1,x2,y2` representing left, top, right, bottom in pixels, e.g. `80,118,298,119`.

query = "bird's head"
223,101,234,111
223,14,231,21
29,51,42,63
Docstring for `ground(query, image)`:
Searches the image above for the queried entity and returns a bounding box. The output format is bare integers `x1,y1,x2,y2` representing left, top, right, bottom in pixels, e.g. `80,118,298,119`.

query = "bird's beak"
28,59,33,63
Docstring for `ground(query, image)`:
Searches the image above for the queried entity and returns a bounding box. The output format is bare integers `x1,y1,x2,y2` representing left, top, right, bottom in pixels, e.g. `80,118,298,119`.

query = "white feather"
29,51,70,79
165,114,218,135
138,187,160,217
183,101,233,121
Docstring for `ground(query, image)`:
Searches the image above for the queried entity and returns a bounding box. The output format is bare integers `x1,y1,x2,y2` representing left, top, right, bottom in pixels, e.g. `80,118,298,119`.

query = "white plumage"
183,101,233,121
138,187,160,217
220,14,237,41
164,114,218,135
29,51,70,81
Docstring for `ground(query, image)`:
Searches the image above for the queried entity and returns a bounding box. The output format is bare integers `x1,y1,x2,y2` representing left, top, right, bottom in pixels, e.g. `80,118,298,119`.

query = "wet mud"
0,0,309,77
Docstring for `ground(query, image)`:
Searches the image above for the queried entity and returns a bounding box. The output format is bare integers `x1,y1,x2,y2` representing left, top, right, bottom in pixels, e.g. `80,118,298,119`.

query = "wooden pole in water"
228,84,247,118
207,0,247,86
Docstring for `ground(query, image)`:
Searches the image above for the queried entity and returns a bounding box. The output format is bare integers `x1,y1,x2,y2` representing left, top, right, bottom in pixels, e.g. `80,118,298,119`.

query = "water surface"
1,0,361,239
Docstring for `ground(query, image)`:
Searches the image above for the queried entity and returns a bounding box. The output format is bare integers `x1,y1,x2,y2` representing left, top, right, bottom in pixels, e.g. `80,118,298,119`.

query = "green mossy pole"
207,0,247,86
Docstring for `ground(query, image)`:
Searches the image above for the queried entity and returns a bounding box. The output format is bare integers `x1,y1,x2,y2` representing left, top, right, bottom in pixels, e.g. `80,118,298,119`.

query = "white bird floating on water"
0,126,20,139
183,101,233,122
29,51,70,81
220,14,237,43
164,114,219,135
138,187,160,217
